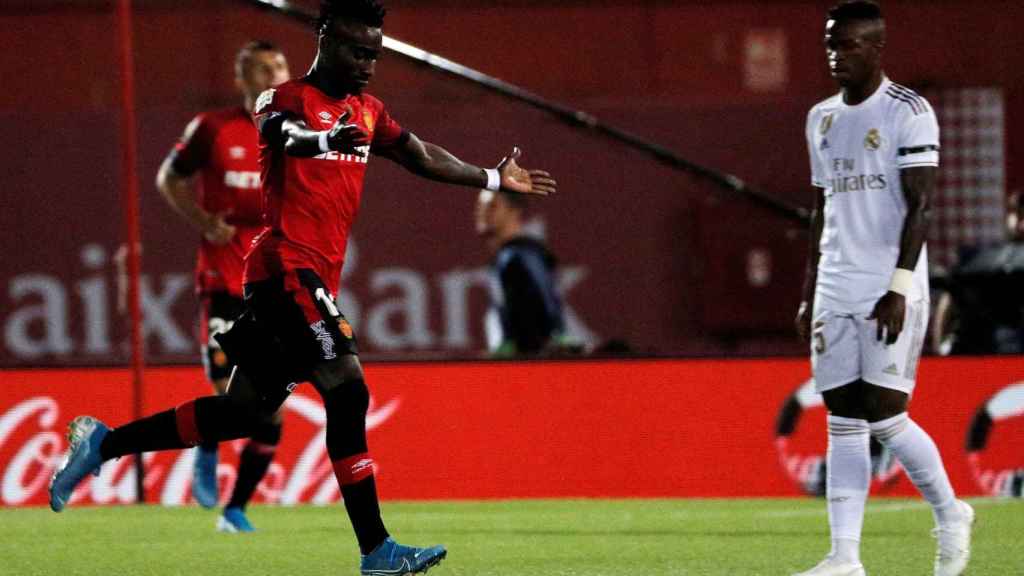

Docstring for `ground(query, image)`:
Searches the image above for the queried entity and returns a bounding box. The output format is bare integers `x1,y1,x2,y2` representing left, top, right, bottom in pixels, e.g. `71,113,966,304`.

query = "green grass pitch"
4,498,1022,575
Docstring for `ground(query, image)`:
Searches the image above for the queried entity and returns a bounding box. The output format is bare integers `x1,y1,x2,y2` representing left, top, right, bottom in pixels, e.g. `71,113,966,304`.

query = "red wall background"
1,0,1021,364
1,356,1021,506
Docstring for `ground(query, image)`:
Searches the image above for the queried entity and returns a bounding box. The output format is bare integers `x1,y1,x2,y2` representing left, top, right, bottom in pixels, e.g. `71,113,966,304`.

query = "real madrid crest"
820,113,834,135
864,128,882,151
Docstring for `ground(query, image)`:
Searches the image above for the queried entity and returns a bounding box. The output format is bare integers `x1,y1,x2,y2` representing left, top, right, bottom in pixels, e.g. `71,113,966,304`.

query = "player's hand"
203,212,236,246
327,111,369,156
496,147,557,196
795,300,812,342
868,291,905,345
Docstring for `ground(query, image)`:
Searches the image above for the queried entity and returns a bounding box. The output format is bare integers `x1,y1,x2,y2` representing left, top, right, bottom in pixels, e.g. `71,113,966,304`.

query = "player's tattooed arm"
795,187,825,341
868,165,935,344
257,111,369,157
377,134,557,195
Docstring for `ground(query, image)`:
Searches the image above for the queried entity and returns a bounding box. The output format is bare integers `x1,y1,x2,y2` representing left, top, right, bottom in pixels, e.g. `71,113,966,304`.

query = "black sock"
99,409,185,461
100,396,255,461
226,420,282,510
341,475,389,555
225,443,272,510
321,378,388,554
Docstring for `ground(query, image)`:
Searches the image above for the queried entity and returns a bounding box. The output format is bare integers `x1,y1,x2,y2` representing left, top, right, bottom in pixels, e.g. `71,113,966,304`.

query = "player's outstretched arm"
378,133,557,196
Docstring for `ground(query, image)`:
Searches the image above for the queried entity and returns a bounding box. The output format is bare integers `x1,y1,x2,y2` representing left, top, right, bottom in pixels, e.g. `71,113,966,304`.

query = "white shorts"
811,300,928,394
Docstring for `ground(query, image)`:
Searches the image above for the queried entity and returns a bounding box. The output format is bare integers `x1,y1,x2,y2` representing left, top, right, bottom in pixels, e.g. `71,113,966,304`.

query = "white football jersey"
806,77,939,314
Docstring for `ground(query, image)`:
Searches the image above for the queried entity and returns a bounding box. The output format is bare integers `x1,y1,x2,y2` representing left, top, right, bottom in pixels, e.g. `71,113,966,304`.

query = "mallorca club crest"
362,109,375,132
864,128,882,151
338,317,354,340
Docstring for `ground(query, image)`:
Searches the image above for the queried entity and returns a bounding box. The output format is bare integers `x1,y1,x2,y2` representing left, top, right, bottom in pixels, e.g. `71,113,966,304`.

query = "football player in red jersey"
156,40,289,532
51,1,555,574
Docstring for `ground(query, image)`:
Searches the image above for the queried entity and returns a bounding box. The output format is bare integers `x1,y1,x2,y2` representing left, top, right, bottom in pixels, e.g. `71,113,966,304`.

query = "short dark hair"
235,40,281,78
317,0,387,34
828,1,883,23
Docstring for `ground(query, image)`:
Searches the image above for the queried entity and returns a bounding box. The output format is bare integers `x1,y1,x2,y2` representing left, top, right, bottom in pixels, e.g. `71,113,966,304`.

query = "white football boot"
933,500,975,576
792,555,866,576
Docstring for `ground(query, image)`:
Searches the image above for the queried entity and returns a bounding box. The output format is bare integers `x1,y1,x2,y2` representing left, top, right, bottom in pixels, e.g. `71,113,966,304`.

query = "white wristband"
318,131,330,153
484,168,501,191
888,268,913,296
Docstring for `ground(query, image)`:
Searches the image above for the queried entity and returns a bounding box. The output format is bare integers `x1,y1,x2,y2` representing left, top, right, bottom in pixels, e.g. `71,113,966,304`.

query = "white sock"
826,415,870,563
870,412,960,526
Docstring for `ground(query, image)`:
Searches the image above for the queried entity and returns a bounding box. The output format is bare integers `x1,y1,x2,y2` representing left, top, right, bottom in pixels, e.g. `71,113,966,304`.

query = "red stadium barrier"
1,357,1021,507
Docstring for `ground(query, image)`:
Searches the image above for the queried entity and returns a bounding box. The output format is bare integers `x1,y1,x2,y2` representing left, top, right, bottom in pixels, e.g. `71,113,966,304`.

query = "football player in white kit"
793,3,974,576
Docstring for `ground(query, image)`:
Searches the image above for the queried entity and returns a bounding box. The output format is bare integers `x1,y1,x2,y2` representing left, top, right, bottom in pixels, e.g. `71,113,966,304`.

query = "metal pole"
116,0,146,504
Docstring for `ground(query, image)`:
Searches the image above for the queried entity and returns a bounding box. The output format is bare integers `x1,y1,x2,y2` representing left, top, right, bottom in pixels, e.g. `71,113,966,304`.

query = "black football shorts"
199,291,247,382
214,268,357,405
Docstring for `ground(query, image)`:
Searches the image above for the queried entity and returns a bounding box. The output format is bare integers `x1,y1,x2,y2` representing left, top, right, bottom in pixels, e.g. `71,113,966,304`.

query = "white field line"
761,497,1016,518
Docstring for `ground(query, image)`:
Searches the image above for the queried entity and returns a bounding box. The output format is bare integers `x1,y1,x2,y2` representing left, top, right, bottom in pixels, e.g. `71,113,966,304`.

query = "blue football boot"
49,416,109,512
192,445,219,509
216,506,255,533
360,537,447,576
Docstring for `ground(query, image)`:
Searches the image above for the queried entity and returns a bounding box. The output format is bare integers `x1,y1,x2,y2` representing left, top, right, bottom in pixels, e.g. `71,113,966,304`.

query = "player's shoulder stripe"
889,82,925,101
889,83,929,109
885,87,923,115
886,83,929,115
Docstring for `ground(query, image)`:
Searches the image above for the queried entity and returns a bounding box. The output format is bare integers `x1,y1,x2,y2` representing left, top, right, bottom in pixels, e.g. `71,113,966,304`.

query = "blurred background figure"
156,40,290,532
930,189,1024,356
475,189,570,357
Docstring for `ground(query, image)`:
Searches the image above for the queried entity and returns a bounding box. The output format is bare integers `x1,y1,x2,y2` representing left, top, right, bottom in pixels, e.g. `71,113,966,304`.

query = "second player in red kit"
51,1,556,575
156,40,290,532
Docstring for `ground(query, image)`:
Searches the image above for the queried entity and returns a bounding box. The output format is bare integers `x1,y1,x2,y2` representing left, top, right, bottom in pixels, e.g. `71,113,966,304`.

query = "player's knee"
322,374,370,420
177,395,259,445
227,365,289,418
318,364,370,460
827,414,869,436
868,412,909,443
313,356,369,414
250,416,283,446
312,355,364,393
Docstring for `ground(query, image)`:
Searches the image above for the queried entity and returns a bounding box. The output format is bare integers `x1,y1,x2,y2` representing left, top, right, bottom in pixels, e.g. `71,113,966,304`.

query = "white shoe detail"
216,515,239,534
792,555,866,576
363,558,412,575
933,500,974,576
